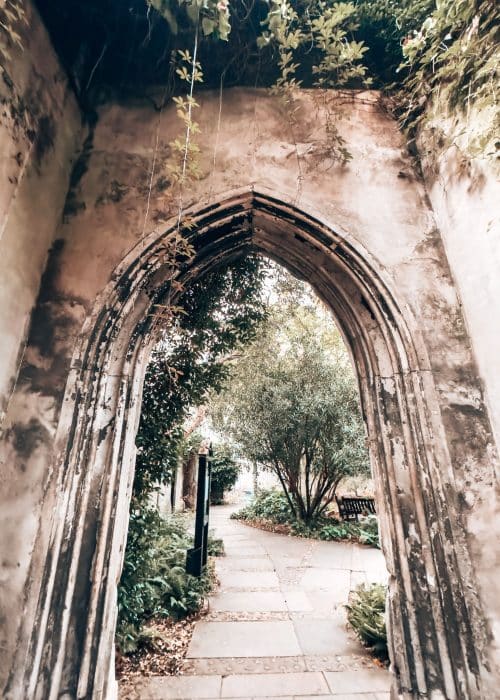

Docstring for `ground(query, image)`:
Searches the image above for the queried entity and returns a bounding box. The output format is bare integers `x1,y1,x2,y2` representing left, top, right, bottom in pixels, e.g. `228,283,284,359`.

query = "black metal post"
186,449,212,577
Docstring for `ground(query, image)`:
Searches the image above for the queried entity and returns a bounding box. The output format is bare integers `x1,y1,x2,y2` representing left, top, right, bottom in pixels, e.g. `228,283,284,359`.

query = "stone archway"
12,187,493,700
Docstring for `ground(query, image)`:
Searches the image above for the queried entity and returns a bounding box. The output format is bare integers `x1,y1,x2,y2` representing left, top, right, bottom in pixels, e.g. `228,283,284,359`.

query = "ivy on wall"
141,0,499,163
398,0,499,158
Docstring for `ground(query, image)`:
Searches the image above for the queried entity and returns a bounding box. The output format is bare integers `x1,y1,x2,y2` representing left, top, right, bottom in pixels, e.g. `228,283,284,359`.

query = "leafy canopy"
210,271,370,522
134,253,269,499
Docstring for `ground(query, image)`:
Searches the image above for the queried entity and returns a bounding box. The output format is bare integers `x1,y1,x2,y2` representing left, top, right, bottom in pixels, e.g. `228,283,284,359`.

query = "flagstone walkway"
121,505,391,699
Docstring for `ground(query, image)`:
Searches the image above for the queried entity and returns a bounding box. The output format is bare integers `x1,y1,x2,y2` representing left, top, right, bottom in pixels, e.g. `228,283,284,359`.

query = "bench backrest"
336,496,376,516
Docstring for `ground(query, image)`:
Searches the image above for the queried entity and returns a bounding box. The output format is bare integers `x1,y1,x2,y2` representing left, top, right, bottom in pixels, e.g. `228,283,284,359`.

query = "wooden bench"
336,496,376,521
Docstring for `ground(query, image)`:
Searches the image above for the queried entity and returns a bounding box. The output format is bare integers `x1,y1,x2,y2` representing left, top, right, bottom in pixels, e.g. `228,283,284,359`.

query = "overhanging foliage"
134,253,269,498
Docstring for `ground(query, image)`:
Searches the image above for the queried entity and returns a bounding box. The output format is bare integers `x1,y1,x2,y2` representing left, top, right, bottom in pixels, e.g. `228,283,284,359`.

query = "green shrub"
232,487,381,549
357,515,380,548
116,506,215,654
207,536,225,557
210,447,240,505
231,489,294,525
233,490,381,547
346,583,388,660
316,521,358,541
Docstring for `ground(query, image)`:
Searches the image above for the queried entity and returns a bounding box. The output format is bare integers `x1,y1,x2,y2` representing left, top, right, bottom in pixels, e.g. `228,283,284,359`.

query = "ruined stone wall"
0,80,499,697
418,129,500,681
0,3,82,690
0,2,82,427
419,130,500,454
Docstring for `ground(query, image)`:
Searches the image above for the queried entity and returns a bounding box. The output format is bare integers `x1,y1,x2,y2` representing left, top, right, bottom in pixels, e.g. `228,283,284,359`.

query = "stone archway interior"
15,189,493,700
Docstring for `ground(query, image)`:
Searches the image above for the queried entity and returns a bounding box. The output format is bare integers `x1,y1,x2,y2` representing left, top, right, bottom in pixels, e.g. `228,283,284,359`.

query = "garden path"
122,505,390,699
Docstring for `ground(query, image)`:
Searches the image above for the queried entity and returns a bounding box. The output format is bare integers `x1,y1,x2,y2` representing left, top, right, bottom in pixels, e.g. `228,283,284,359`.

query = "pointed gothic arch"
16,187,491,700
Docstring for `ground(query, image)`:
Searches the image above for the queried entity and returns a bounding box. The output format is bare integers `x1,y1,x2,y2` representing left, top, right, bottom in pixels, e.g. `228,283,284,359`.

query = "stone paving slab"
293,619,361,656
284,591,313,612
210,591,287,612
308,543,353,570
299,569,351,600
224,547,270,557
325,669,391,694
217,558,275,571
187,621,302,658
290,592,339,616
218,570,280,590
221,672,330,697
122,674,221,698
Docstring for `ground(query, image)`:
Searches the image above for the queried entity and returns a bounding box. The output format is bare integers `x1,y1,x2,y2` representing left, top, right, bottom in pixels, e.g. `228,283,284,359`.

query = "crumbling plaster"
0,31,498,697
420,136,500,689
0,1,82,427
419,134,500,457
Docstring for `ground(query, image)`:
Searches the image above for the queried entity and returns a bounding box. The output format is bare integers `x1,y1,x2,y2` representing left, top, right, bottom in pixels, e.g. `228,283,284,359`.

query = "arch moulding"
7,187,497,700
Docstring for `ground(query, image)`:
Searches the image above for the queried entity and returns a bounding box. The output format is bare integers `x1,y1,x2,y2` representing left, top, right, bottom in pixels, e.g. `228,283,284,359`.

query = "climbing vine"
143,0,498,164
398,0,499,158
256,2,372,168
139,0,498,339
258,0,370,91
147,0,231,40
148,43,204,330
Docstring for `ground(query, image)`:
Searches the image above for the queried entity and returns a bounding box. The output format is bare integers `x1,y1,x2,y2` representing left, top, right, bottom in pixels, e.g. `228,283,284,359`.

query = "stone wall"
420,128,500,452
0,2,82,425
0,3,82,691
0,30,498,695
419,123,500,685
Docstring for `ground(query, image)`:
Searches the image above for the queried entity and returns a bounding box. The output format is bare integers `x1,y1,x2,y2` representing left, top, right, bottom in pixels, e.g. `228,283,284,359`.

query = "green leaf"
201,16,216,36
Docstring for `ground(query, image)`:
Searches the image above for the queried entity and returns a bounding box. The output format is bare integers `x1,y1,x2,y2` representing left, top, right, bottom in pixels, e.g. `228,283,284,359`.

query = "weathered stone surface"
284,592,313,613
293,619,360,657
324,669,391,694
221,671,330,697
121,674,222,699
187,621,302,658
217,557,275,571
218,571,280,591
0,9,498,696
210,592,287,612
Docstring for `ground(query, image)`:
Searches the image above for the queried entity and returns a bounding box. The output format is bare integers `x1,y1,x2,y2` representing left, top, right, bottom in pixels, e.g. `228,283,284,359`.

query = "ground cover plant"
232,489,380,547
116,506,222,655
346,583,389,661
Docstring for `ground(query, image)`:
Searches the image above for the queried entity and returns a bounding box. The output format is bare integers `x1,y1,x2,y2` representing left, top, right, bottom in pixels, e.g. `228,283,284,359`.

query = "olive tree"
211,283,370,523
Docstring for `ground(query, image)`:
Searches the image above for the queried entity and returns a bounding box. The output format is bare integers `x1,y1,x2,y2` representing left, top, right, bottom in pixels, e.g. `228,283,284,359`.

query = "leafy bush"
210,446,240,505
231,490,295,525
134,253,269,499
232,489,380,547
116,506,215,654
207,536,225,557
316,521,359,541
346,583,388,660
357,515,380,547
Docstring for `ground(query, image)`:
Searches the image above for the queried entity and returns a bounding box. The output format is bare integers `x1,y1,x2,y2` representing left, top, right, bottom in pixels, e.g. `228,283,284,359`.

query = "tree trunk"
182,449,198,510
253,461,259,497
